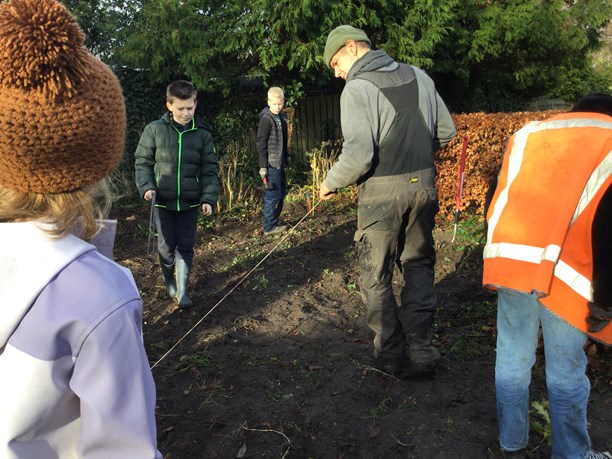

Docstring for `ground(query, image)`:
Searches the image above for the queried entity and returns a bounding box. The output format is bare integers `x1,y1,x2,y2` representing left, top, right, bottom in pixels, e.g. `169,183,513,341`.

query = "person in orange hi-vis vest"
483,92,612,459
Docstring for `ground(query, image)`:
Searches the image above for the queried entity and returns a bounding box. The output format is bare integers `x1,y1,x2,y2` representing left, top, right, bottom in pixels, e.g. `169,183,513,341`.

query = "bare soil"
113,199,611,459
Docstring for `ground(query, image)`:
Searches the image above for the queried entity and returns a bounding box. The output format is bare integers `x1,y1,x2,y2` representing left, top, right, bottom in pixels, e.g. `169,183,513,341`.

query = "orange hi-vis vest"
483,112,612,344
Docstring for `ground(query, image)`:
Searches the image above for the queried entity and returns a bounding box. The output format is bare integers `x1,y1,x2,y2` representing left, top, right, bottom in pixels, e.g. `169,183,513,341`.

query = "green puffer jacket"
134,113,220,212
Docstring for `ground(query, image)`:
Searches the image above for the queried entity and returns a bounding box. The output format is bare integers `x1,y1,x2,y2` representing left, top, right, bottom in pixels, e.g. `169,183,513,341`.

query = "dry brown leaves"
436,110,563,220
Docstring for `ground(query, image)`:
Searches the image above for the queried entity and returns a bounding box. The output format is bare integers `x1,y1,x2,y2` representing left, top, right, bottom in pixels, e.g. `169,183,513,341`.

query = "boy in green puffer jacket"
135,80,220,308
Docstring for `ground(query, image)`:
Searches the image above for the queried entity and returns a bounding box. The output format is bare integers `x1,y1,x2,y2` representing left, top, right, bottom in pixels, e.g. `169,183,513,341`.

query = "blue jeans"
496,288,591,458
263,167,286,232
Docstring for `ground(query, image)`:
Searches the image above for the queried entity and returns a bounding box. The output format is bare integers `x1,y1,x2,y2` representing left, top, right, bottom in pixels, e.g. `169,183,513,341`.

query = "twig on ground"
236,421,294,459
353,359,401,381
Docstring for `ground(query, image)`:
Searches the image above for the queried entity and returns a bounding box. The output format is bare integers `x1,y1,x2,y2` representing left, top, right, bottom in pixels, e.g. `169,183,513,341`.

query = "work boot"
407,333,440,374
160,260,176,299
264,225,287,235
373,344,408,377
175,259,193,308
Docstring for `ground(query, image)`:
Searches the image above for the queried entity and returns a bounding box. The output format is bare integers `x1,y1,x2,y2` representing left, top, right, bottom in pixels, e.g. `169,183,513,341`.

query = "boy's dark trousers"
263,166,287,232
155,207,199,306
154,207,199,266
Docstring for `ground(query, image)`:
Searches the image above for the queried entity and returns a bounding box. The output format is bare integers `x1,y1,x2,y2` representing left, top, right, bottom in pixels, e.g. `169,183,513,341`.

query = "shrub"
435,110,561,220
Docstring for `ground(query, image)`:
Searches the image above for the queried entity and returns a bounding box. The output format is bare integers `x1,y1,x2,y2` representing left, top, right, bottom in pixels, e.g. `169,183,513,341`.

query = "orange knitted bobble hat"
0,0,126,193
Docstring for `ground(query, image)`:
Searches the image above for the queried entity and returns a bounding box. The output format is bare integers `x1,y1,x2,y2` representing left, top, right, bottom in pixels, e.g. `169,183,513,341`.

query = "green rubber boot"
160,261,176,299
175,259,193,308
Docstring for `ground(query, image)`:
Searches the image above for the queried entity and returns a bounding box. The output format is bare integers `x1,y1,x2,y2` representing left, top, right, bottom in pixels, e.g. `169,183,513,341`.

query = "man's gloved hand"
586,301,612,333
259,167,267,180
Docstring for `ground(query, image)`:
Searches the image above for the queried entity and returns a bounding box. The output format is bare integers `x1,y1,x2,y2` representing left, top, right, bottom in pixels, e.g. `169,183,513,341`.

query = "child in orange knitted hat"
0,0,161,457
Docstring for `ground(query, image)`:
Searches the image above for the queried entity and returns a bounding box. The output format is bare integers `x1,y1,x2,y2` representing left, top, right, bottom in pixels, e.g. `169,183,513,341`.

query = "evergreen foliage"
59,0,612,204
62,0,611,110
115,0,611,111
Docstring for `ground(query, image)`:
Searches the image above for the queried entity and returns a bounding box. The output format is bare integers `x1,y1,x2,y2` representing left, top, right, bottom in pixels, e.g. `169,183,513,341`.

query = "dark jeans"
263,166,287,232
154,207,199,266
354,168,439,363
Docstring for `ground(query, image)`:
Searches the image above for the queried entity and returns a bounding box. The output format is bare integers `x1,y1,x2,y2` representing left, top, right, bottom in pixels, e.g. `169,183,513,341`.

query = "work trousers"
355,168,439,363
154,207,199,266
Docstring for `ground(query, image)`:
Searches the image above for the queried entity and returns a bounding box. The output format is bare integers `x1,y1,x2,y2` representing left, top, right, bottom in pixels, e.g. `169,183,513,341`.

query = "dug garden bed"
113,196,611,459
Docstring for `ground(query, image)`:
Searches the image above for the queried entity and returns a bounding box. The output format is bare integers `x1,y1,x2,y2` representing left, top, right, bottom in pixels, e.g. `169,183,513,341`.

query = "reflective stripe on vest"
483,242,561,264
573,150,612,225
555,260,592,301
484,243,592,301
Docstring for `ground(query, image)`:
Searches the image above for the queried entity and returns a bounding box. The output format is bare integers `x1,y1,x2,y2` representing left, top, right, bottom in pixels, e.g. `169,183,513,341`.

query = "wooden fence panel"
290,93,341,162
238,92,342,164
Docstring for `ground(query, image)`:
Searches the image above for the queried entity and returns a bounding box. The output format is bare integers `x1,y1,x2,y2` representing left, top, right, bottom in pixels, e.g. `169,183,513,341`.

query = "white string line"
150,197,324,370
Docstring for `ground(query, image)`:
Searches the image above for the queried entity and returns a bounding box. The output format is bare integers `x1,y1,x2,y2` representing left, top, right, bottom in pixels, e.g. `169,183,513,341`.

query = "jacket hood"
347,50,397,82
0,222,94,347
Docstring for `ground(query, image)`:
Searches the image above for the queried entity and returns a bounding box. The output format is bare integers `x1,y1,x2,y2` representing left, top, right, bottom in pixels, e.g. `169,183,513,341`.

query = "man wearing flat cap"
319,25,456,376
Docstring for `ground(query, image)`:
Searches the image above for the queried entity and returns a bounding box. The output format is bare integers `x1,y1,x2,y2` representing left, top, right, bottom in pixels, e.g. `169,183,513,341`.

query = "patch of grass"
218,202,260,223
440,213,487,276
197,215,215,229
448,326,495,360
134,223,152,239
178,351,212,369
461,300,497,322
197,380,230,408
453,214,486,249
298,366,323,391
398,396,417,409
227,245,267,271
443,298,497,360
279,240,293,250
160,350,213,380
239,354,286,367
363,398,391,422
147,339,173,353
251,274,269,290
230,253,250,267
267,390,293,402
